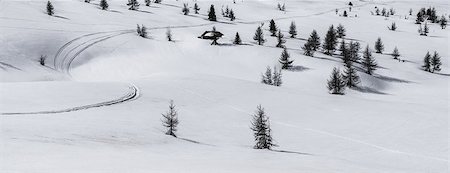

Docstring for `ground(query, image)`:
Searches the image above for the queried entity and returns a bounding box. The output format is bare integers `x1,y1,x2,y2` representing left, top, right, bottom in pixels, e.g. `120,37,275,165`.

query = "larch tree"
233,32,242,45
288,21,297,38
127,0,140,10
46,1,54,16
342,61,360,88
208,5,217,21
374,37,384,53
194,3,200,14
279,48,293,69
253,26,265,45
323,25,338,55
269,19,277,36
422,51,432,72
275,30,286,48
336,24,346,38
251,105,275,150
327,67,346,95
309,30,321,51
392,47,400,59
362,45,377,75
100,0,109,10
161,100,179,137
431,51,442,73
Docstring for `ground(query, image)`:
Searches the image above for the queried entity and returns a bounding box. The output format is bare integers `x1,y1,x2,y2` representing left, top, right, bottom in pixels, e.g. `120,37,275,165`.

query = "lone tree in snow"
166,28,172,41
193,3,200,14
100,0,109,10
162,100,179,137
308,30,321,51
288,21,297,38
302,38,315,57
336,24,346,38
323,25,338,55
388,22,397,31
431,51,442,73
46,1,54,16
391,47,400,59
208,5,217,21
279,48,293,69
440,15,447,29
253,26,265,45
233,32,242,45
422,51,432,72
39,55,46,66
127,0,139,10
269,19,277,36
275,30,286,48
182,3,190,15
342,61,360,88
261,66,273,85
327,67,346,95
145,0,150,6
251,105,275,150
374,37,384,53
362,45,377,75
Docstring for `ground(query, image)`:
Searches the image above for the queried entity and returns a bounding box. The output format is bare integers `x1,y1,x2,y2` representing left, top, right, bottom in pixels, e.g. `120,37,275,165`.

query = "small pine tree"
145,0,150,6
362,45,377,75
431,51,442,73
127,0,139,10
100,0,109,10
302,39,315,57
136,24,141,35
323,25,338,55
272,67,282,86
392,47,400,59
440,15,447,29
46,1,54,16
251,105,274,150
229,9,236,21
162,100,179,137
166,28,172,41
253,26,265,45
388,22,397,31
182,3,189,15
342,61,360,88
422,52,432,72
309,30,321,51
233,32,242,45
374,37,384,53
327,67,346,94
336,24,346,38
339,39,347,56
140,25,148,38
208,5,217,21
261,66,273,85
279,48,293,69
275,30,285,48
288,21,297,38
193,3,200,14
349,41,360,62
269,19,277,36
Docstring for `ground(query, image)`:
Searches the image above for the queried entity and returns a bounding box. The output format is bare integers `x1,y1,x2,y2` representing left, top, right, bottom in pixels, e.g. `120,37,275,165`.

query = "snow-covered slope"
0,0,448,172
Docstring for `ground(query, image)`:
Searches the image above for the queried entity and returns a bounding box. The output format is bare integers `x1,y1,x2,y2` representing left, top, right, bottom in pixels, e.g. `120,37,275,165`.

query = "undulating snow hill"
0,0,448,172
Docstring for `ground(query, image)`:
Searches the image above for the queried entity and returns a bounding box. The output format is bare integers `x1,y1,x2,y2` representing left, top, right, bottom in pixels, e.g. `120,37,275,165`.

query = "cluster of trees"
222,6,236,21
415,7,447,29
422,51,442,73
374,7,395,17
261,66,282,87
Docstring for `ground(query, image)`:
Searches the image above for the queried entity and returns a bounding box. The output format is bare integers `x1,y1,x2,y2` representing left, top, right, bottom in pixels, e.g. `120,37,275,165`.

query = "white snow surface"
0,0,448,172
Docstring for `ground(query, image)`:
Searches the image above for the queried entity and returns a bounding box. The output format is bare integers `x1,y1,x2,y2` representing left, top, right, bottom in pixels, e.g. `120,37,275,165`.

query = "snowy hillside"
0,0,448,172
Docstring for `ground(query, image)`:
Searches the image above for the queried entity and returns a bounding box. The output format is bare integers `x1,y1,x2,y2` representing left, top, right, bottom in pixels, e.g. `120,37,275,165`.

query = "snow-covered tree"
374,37,384,53
208,5,217,21
269,19,277,36
323,25,338,55
233,32,242,45
336,24,346,38
392,47,400,59
251,105,274,150
431,51,442,73
422,51,432,72
279,48,293,69
288,21,297,38
362,45,377,75
275,30,285,48
182,3,189,15
127,0,140,10
327,67,346,95
100,0,109,10
162,100,179,137
253,26,265,45
46,1,54,16
193,3,200,14
261,66,273,85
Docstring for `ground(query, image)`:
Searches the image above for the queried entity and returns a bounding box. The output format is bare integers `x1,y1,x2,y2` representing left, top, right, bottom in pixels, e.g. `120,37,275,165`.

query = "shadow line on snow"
271,149,314,156
178,137,216,147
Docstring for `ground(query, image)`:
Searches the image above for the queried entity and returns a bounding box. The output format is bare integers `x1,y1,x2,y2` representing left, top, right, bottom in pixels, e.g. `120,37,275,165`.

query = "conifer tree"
388,22,397,31
327,67,346,94
100,0,109,10
269,19,277,36
362,45,377,75
342,61,360,88
253,26,265,45
251,105,274,150
85,0,91,3
349,41,360,62
431,51,442,73
229,9,236,21
440,15,447,29
422,51,432,72
162,100,179,137
261,66,273,85
374,37,384,53
392,47,400,59
166,28,172,41
145,0,150,6
208,5,217,21
154,0,161,3
39,55,46,66
288,21,297,38
309,30,321,51
279,48,293,69
127,0,139,10
233,32,242,45
423,22,429,35
275,30,285,48
323,25,338,55
302,39,315,57
272,67,282,86
193,3,200,14
182,3,189,15
339,39,347,56
140,25,148,38
46,1,54,16
336,24,346,38
415,12,424,24
136,24,141,35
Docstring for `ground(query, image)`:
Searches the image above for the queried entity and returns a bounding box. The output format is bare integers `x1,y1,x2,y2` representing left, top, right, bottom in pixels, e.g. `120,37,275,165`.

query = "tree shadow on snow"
271,149,314,156
374,74,412,83
287,65,310,72
353,86,388,95
178,137,215,147
136,10,153,14
54,15,69,20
